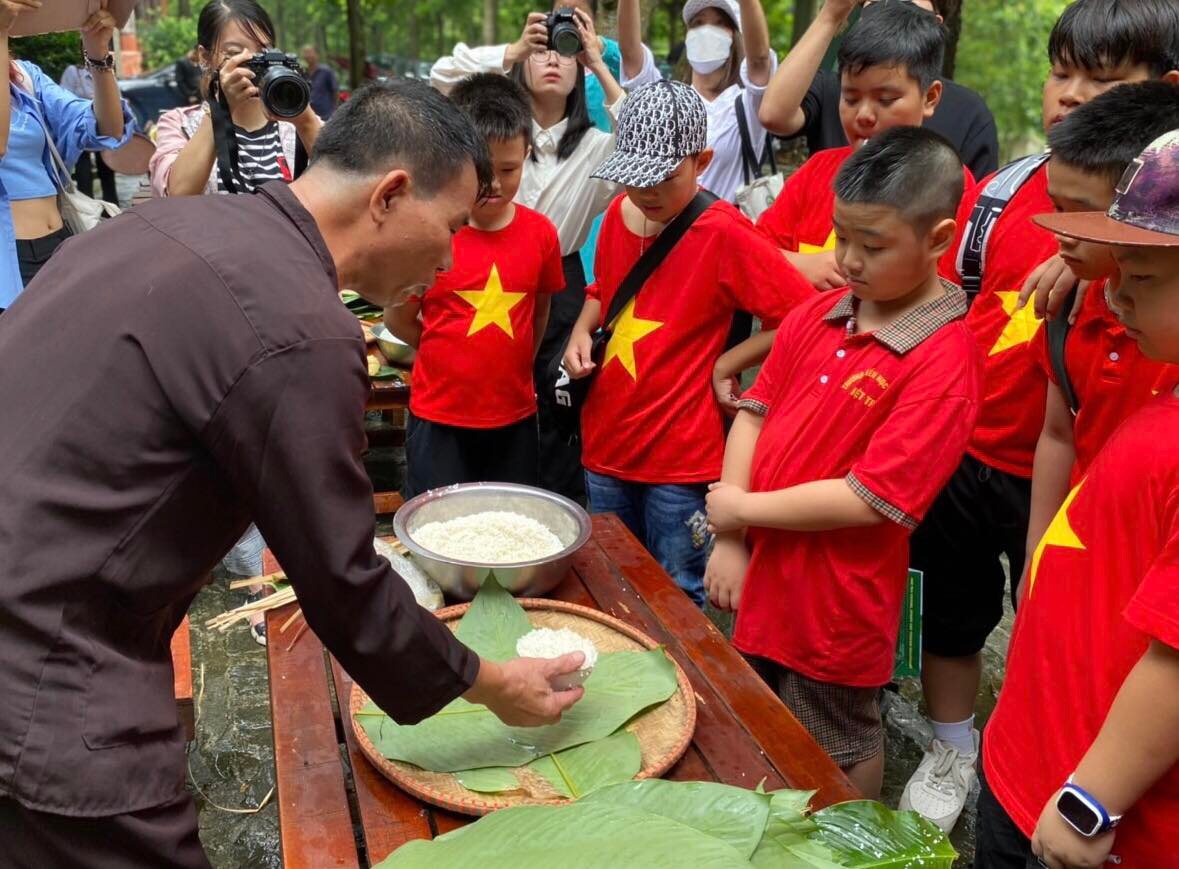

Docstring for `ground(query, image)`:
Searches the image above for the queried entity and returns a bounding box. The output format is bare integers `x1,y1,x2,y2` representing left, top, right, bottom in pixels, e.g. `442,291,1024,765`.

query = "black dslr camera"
242,50,310,118
545,7,583,57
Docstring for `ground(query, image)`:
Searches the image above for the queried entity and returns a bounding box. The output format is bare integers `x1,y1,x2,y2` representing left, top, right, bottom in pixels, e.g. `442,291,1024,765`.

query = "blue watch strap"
1061,781,1121,834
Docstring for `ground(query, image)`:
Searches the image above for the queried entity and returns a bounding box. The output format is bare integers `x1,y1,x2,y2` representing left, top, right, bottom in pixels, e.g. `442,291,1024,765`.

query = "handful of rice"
517,627,599,691
412,511,564,564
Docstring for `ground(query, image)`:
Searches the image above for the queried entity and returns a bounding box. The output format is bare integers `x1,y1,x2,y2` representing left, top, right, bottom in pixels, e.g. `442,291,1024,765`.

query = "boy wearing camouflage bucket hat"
561,80,812,606
979,128,1179,869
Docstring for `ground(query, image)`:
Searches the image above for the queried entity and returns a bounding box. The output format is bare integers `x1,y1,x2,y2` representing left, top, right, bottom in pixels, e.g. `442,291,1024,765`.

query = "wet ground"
186,435,1014,867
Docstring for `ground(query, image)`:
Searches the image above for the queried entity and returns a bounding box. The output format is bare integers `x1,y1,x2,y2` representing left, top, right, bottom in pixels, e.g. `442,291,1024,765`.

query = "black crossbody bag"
545,190,718,443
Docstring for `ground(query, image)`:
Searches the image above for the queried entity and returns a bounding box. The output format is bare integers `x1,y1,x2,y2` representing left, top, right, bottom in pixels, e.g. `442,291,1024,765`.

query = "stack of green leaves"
375,779,957,867
354,577,680,799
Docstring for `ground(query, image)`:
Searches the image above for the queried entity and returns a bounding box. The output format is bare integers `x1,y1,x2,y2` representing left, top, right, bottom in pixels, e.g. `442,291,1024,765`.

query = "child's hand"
789,250,845,291
1031,792,1116,869
712,366,742,417
704,535,749,612
1018,254,1086,324
707,482,748,534
563,330,596,379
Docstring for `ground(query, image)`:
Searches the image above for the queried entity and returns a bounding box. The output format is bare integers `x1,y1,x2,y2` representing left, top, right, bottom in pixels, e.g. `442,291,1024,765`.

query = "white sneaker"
898,731,979,833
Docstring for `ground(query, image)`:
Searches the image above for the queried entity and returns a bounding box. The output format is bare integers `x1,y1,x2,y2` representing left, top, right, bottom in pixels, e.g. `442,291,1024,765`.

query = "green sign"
892,569,923,680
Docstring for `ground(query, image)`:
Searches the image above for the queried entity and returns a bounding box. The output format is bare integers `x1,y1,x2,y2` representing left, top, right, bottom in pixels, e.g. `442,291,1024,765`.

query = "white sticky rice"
516,627,599,669
373,537,444,611
412,511,564,564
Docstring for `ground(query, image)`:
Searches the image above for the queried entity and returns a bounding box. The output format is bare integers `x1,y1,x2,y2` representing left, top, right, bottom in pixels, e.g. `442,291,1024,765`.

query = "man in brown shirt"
0,79,585,866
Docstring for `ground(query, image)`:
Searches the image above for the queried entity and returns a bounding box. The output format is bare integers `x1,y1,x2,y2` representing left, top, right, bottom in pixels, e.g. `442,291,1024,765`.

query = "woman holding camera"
149,0,321,198
0,0,134,304
432,8,624,501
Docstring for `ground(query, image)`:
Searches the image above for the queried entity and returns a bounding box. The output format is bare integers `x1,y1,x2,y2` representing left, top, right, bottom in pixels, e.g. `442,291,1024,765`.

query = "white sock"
930,716,976,755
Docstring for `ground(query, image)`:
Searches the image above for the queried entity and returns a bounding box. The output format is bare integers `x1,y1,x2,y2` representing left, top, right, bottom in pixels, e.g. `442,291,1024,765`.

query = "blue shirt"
308,66,338,120
1,62,135,305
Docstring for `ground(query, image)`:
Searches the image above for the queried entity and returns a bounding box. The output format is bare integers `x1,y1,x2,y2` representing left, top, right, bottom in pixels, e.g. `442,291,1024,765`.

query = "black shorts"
975,766,1042,869
405,412,539,499
909,453,1031,657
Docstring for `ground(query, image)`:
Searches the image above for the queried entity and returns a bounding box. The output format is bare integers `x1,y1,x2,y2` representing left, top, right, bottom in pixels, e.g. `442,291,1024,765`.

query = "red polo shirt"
580,196,813,484
411,205,564,428
985,389,1179,863
1035,279,1177,481
941,165,1056,478
733,287,983,687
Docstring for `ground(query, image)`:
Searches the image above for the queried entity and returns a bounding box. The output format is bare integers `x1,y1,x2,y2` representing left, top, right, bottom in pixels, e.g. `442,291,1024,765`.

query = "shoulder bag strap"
599,190,719,335
956,151,1051,298
1047,284,1080,415
734,98,758,187
14,63,77,193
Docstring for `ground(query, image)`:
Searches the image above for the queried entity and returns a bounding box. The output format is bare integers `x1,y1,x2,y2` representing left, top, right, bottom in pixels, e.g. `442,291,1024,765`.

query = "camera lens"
550,21,582,57
261,68,310,118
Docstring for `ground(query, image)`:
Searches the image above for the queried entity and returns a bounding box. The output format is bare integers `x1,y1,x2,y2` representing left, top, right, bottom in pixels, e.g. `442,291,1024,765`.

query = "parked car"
119,64,188,130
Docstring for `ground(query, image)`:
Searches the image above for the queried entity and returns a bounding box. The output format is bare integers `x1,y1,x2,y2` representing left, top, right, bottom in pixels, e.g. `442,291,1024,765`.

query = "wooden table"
264,514,857,869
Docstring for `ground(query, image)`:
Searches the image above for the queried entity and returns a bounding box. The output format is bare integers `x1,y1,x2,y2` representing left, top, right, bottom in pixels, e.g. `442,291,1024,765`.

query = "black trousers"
74,150,119,205
405,411,539,499
0,795,210,869
975,768,1043,869
16,225,72,288
534,253,588,503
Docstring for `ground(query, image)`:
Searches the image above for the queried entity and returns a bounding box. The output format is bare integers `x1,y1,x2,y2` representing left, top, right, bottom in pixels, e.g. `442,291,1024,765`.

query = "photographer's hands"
505,12,549,67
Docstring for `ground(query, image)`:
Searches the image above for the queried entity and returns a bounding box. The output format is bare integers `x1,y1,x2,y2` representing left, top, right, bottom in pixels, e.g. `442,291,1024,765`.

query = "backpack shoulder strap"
956,151,1051,297
1046,285,1080,415
734,98,757,187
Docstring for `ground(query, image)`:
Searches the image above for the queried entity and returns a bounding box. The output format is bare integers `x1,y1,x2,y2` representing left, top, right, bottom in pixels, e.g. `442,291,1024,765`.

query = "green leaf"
528,730,642,799
453,574,533,661
454,768,521,794
583,779,771,859
373,801,753,869
811,800,958,868
371,366,403,381
357,649,677,771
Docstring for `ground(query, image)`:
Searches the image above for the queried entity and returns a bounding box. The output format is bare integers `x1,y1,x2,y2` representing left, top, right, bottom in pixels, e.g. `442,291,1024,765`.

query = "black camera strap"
208,93,249,194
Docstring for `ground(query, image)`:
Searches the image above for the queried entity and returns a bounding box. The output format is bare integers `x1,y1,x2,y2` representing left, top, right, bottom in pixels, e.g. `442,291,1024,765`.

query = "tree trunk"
940,0,963,79
483,0,498,46
597,0,660,40
177,0,190,16
792,0,817,46
346,0,365,90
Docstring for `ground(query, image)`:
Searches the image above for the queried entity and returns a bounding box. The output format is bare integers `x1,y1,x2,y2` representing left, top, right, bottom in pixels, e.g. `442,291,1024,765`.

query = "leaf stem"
549,751,579,799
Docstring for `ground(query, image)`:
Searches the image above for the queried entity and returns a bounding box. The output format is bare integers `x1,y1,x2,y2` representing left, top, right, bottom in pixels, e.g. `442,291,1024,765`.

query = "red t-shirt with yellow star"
984,387,1179,862
581,195,814,484
410,205,564,428
941,165,1056,478
1034,279,1177,481
756,146,850,254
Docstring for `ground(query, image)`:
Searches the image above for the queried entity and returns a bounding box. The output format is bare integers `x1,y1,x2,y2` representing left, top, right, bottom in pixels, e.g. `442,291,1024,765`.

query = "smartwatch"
1055,779,1122,838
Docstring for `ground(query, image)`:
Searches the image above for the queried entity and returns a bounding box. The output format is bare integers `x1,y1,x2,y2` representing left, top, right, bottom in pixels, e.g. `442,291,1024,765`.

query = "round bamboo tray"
350,598,697,816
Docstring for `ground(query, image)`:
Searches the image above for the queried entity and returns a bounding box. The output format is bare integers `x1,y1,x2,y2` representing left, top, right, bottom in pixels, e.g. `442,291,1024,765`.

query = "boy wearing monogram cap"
562,80,811,606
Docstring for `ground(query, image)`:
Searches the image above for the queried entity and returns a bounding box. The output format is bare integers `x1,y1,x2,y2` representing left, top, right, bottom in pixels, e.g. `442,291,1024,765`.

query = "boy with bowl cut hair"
901,0,1179,834
387,73,565,497
704,126,982,798
978,128,1179,869
562,80,812,607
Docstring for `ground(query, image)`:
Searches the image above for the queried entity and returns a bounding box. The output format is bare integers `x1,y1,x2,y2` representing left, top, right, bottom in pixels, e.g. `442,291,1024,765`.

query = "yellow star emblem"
455,264,527,338
989,291,1044,357
799,229,837,254
1027,480,1087,598
603,299,663,381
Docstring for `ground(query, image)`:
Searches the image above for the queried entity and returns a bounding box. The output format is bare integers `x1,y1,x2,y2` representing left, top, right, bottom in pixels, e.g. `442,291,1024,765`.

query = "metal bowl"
372,323,416,367
394,482,592,599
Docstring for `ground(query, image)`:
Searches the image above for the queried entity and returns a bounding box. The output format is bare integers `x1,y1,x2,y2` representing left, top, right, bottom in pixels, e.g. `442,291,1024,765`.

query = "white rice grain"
411,511,564,564
516,627,599,669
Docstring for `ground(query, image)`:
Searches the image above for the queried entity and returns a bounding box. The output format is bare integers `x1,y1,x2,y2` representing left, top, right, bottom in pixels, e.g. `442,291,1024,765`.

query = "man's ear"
694,149,715,176
928,216,957,259
923,80,944,119
369,169,412,225
1164,69,1179,85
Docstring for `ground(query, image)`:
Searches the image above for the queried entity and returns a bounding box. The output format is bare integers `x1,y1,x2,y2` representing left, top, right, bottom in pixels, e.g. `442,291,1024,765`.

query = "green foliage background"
10,31,82,82
139,14,199,71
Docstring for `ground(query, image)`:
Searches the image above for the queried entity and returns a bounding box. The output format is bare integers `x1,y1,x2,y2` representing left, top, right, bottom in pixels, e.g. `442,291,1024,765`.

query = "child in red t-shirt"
561,80,812,606
385,75,564,497
900,1,1179,835
1025,82,1179,592
979,127,1179,869
703,127,982,798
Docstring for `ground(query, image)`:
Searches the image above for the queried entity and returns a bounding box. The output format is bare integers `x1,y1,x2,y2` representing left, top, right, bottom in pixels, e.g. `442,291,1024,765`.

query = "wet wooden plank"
171,615,194,742
587,514,859,808
266,605,360,869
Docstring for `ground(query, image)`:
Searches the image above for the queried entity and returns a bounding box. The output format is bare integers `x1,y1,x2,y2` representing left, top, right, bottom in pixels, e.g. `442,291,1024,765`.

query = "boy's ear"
694,149,715,176
922,80,943,120
928,216,957,259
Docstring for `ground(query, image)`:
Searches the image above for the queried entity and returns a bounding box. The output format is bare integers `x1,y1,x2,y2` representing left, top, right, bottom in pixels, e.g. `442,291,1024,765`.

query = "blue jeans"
585,471,709,606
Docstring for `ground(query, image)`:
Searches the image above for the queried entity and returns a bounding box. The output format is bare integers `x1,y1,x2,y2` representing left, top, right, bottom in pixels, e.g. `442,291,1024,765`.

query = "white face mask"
685,24,733,75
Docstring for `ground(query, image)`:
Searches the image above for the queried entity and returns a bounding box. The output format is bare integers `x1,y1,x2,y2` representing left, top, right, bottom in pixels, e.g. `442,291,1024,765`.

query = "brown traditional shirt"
0,182,479,816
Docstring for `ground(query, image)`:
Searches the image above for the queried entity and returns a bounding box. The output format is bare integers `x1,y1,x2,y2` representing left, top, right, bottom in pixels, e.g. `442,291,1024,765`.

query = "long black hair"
197,0,275,53
509,57,593,162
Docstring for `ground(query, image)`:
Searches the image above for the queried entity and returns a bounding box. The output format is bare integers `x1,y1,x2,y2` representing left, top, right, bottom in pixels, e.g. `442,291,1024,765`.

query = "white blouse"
432,44,623,256
622,45,777,203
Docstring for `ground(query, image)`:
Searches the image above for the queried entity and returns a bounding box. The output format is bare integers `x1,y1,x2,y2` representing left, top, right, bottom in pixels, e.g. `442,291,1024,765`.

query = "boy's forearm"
573,298,602,336
740,478,885,531
759,3,846,135
1026,386,1076,556
714,330,775,384
721,409,763,490
1073,641,1179,817
532,296,552,359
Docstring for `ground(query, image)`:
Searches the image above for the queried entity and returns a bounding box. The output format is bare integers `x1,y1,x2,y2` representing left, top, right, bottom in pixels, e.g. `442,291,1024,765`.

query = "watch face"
1057,789,1102,837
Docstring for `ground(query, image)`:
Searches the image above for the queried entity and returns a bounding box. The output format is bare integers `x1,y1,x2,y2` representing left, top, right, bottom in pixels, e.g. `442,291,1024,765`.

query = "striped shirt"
215,123,290,193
